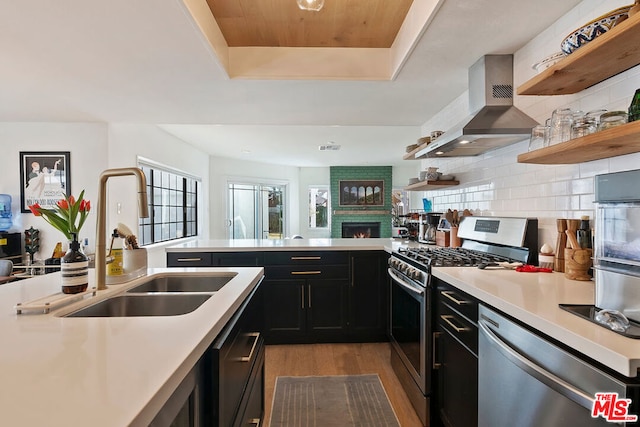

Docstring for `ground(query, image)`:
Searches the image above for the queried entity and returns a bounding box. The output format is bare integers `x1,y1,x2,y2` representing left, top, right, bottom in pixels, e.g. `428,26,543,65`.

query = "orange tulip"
28,203,42,216
57,199,69,210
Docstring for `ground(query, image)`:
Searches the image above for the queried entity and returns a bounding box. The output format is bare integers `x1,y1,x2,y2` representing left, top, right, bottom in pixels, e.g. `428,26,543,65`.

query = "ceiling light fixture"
297,0,324,11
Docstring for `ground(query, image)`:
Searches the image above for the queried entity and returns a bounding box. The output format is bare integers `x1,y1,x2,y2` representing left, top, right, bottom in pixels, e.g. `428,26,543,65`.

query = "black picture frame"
19,151,71,213
339,180,384,206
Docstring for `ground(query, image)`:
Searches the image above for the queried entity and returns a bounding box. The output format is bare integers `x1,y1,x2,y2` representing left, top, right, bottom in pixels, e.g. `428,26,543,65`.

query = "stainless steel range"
387,216,538,426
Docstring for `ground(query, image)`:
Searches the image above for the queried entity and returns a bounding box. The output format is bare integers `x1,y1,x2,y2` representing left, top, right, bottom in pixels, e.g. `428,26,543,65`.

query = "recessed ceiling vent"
319,143,341,151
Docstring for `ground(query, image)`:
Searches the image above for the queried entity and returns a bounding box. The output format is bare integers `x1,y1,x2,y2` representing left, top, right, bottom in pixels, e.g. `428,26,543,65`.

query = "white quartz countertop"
433,267,640,377
0,267,264,427
166,238,406,253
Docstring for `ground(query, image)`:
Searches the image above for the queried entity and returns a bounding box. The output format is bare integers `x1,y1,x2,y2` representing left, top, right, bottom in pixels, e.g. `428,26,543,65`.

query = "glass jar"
528,124,549,151
549,108,575,145
598,111,628,130
571,115,597,139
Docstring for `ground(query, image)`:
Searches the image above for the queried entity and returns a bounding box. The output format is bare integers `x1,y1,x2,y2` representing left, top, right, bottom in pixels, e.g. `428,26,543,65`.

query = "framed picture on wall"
339,180,384,206
19,151,71,212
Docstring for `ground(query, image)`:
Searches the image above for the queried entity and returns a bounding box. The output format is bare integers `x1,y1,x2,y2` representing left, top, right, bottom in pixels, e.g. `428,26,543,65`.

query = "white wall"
209,156,301,239
0,122,209,269
108,124,210,267
0,122,108,259
418,0,640,249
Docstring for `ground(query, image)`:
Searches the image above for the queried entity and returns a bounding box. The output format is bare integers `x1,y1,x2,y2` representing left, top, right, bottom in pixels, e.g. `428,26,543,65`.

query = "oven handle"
478,317,594,410
388,268,424,296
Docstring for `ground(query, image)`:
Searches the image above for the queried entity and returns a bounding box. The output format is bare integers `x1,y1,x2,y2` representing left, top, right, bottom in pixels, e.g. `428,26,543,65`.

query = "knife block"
436,231,450,247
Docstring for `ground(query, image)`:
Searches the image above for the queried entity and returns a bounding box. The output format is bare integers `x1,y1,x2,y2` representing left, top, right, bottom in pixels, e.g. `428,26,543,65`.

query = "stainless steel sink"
125,274,237,293
66,294,212,317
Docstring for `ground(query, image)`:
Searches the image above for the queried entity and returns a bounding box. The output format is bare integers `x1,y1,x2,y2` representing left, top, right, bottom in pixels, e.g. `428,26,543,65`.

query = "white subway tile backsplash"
420,0,639,243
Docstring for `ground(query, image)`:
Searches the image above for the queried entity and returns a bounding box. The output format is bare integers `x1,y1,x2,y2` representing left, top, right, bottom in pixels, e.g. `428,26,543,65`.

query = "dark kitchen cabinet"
434,278,478,427
349,251,388,341
263,278,349,343
205,279,264,427
167,249,389,344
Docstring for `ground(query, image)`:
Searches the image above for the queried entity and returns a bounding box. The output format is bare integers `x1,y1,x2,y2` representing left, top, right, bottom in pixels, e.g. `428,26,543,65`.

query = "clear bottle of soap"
107,229,123,276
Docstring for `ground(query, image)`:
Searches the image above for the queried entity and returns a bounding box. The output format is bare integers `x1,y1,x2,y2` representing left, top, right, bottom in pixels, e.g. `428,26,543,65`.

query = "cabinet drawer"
167,252,212,267
264,251,348,266
437,284,478,323
212,252,263,267
264,265,349,280
438,300,478,355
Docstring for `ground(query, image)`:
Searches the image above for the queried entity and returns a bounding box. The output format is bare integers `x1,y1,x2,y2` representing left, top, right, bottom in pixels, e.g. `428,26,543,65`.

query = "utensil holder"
564,248,592,281
123,248,147,279
450,226,461,248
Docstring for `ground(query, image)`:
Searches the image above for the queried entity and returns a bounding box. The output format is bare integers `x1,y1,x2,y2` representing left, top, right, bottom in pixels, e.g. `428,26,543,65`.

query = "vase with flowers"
29,191,91,294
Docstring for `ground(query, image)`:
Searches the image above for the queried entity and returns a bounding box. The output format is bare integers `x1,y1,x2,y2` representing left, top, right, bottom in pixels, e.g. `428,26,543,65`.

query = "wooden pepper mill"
554,219,567,272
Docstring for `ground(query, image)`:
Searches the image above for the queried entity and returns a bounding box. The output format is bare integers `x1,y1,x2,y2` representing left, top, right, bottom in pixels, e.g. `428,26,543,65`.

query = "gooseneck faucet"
95,168,149,291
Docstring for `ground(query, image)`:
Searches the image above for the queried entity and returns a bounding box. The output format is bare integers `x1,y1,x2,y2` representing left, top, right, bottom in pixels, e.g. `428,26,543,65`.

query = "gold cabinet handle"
291,256,321,260
440,315,470,333
290,271,321,275
441,290,471,305
432,331,442,369
239,332,260,362
176,257,202,262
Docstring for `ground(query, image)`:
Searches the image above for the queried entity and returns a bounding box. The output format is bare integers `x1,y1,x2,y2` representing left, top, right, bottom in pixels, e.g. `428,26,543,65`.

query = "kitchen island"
0,266,264,426
166,238,398,344
165,237,404,253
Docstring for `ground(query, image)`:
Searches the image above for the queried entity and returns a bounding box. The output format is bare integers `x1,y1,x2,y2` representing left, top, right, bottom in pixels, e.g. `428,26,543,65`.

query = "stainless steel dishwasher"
478,305,640,427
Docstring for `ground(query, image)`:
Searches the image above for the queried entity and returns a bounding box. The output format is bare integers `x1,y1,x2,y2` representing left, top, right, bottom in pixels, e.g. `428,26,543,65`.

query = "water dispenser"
0,194,12,231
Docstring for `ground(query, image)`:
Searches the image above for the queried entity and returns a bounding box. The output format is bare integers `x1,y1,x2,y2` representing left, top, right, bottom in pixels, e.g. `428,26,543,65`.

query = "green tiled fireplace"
330,166,392,238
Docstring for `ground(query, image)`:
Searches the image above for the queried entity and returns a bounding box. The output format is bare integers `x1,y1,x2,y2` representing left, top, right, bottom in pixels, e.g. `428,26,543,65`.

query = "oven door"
388,267,431,394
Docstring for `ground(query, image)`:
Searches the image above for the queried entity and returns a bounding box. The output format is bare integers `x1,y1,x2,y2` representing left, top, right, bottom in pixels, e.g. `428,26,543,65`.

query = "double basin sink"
66,274,237,318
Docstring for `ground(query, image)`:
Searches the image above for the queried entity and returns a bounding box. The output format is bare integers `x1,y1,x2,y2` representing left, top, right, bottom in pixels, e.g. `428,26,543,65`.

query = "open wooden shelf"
518,11,640,95
517,120,640,164
404,180,459,191
403,141,430,160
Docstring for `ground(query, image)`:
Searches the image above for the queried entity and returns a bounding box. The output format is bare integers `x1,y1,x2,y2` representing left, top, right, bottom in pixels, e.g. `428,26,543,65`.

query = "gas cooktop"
397,246,514,267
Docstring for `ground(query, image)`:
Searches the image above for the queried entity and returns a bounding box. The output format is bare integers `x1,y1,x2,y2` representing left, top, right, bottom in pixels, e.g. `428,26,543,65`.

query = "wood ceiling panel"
206,0,414,48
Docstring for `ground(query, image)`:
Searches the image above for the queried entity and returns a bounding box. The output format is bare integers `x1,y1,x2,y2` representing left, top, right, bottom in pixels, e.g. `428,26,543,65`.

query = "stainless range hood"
416,55,538,158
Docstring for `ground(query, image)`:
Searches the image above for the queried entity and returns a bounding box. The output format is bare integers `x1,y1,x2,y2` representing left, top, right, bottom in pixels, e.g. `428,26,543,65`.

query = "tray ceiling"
205,0,414,48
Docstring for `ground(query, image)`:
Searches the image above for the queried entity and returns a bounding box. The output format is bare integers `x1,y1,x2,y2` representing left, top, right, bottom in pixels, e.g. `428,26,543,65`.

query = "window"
228,181,286,239
309,186,329,228
137,160,200,246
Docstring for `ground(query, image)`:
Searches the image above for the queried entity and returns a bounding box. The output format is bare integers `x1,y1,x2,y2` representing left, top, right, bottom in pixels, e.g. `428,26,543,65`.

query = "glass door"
228,182,286,239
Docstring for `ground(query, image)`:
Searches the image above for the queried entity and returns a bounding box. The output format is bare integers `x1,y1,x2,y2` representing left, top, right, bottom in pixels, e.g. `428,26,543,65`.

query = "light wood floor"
264,342,423,427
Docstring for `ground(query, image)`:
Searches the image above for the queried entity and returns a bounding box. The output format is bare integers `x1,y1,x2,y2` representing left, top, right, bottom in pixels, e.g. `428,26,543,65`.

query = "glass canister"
598,111,628,130
549,108,575,145
528,124,549,151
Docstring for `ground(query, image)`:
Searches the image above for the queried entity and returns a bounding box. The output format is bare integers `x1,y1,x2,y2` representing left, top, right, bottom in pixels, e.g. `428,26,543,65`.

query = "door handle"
308,284,312,308
478,318,594,410
291,256,321,260
291,271,322,275
176,257,202,262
